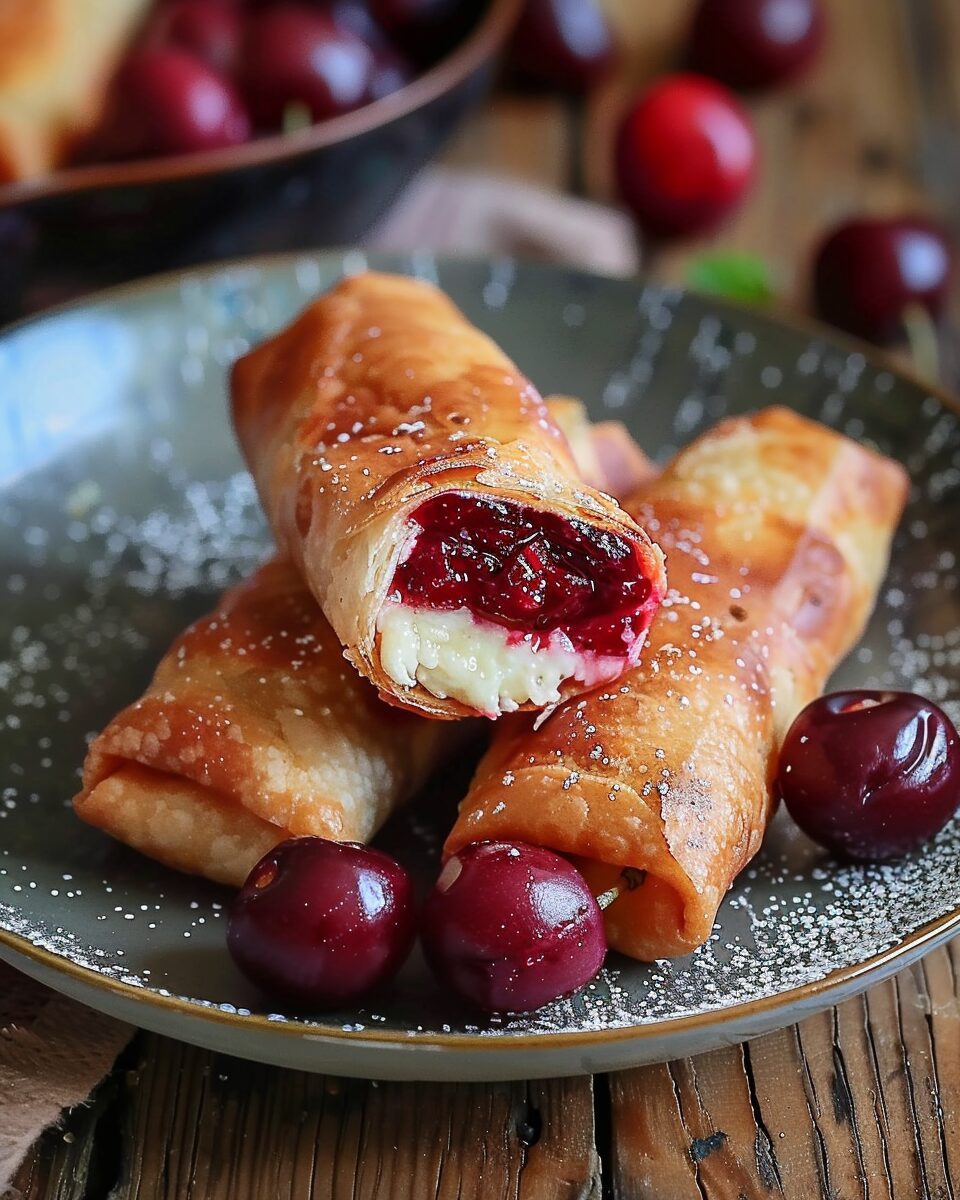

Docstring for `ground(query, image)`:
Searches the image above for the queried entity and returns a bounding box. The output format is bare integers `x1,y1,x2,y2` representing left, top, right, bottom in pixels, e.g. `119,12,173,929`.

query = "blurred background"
0,0,956,382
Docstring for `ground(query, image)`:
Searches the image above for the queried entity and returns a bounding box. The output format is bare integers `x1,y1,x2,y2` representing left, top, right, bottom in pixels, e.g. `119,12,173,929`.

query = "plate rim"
2,249,958,1060
2,900,959,1055
2,247,958,424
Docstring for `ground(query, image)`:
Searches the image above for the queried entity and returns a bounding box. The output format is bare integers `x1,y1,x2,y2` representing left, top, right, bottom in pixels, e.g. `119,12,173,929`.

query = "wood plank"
608,941,960,1198
4,1074,120,1200
439,96,574,193
111,1034,599,1200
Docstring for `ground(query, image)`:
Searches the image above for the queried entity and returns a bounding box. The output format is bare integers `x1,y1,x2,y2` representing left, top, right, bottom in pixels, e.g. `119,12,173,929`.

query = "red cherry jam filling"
388,494,658,658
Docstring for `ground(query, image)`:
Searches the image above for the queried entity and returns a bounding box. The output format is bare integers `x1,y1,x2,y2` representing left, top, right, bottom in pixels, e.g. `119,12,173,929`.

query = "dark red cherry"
777,691,960,861
688,0,824,91
94,47,251,159
145,0,244,76
227,838,416,1006
511,0,617,93
368,0,471,63
365,45,414,101
812,216,954,343
421,841,607,1013
616,73,757,239
241,5,376,127
330,0,392,46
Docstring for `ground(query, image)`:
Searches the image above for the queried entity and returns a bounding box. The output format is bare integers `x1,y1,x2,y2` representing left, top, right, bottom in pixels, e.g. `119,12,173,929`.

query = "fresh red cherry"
777,691,960,861
421,841,607,1013
241,5,376,127
368,0,470,63
145,1,244,76
227,838,416,1006
688,0,824,91
616,73,757,239
94,47,251,159
511,0,617,93
812,217,954,343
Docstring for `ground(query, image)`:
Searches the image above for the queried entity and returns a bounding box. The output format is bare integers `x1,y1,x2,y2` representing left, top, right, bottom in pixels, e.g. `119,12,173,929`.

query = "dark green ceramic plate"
0,253,957,1080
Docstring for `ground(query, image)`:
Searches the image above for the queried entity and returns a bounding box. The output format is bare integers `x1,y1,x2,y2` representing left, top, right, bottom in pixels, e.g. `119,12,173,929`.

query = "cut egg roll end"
231,272,668,720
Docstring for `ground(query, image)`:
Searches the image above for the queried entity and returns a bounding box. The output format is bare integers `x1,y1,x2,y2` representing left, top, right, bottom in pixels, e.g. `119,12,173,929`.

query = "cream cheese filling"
377,604,620,716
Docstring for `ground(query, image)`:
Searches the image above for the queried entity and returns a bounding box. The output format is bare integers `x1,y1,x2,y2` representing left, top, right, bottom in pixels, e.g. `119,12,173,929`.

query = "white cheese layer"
377,605,595,716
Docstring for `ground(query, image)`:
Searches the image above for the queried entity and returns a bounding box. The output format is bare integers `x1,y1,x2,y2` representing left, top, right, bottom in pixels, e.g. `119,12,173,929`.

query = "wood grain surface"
7,1,960,1197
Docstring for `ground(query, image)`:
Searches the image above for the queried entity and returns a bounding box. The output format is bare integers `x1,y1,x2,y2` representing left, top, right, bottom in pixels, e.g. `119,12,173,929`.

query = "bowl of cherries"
0,0,521,313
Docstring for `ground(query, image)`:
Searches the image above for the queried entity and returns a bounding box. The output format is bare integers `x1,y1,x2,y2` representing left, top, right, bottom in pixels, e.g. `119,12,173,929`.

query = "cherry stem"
596,867,647,911
901,301,941,384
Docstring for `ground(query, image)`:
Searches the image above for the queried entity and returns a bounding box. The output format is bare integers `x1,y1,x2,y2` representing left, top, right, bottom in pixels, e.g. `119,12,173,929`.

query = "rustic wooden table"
10,2,959,1197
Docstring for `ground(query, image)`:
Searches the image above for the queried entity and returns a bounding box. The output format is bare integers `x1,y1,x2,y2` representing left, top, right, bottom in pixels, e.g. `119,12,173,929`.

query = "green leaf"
685,252,776,306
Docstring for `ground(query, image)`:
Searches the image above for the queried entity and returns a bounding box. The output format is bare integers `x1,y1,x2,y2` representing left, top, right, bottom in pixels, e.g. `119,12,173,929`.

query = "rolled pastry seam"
75,559,450,887
231,273,666,720
446,407,909,960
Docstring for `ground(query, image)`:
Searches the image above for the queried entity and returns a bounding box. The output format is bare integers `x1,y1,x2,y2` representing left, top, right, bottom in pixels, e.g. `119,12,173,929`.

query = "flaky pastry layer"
75,559,449,885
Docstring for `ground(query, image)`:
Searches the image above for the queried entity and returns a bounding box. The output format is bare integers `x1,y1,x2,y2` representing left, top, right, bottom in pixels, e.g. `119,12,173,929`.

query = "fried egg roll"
231,273,666,720
75,559,449,886
446,408,908,959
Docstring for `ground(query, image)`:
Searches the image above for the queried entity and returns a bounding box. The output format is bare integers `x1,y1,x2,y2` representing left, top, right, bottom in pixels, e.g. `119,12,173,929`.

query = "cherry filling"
388,494,656,658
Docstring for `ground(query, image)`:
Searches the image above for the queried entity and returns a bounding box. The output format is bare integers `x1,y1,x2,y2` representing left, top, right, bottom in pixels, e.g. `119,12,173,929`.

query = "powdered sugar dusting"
0,254,957,1058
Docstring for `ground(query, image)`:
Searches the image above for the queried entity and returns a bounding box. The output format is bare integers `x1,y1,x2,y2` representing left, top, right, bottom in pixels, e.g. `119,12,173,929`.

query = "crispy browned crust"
446,407,909,960
230,272,666,718
0,0,150,181
74,559,450,885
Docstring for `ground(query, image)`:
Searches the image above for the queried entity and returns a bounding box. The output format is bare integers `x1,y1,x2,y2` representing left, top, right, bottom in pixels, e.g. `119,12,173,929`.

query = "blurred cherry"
145,0,244,76
242,5,376,126
688,0,824,91
813,216,954,343
368,0,473,63
511,0,616,92
616,73,757,239
330,0,392,46
366,47,414,100
93,47,251,159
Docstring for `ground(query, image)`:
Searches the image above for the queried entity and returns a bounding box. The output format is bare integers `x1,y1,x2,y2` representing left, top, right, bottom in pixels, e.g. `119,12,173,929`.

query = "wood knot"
690,1131,727,1162
516,1104,542,1148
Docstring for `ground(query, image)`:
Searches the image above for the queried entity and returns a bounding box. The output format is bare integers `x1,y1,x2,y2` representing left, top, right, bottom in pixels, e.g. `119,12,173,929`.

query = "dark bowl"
0,0,522,322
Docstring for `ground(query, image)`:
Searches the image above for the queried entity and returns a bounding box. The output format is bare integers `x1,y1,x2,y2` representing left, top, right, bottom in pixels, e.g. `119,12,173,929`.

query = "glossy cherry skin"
616,73,757,239
241,5,376,127
145,0,244,76
688,0,824,91
94,48,251,159
511,0,617,93
421,841,607,1013
812,217,954,343
777,691,960,861
227,838,417,1006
